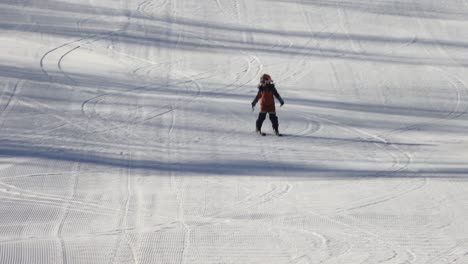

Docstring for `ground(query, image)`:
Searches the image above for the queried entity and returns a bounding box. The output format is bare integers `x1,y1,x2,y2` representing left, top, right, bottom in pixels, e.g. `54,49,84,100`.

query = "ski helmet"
260,74,272,84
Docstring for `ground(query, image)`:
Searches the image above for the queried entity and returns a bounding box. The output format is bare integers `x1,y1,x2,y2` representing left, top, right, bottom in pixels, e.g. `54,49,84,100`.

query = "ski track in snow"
1,0,468,263
297,2,418,226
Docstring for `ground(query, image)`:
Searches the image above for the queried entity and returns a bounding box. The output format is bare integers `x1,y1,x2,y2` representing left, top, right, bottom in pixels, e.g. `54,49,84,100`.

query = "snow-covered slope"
1,0,468,263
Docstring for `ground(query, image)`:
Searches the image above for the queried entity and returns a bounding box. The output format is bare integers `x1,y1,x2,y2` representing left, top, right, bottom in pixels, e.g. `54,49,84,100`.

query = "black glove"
251,102,256,109
280,100,284,107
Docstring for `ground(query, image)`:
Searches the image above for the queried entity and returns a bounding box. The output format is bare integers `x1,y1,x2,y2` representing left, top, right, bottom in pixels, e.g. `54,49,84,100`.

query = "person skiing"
251,74,284,135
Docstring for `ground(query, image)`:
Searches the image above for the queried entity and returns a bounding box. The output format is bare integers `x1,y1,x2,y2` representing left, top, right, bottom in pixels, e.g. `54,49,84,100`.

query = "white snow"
1,0,468,263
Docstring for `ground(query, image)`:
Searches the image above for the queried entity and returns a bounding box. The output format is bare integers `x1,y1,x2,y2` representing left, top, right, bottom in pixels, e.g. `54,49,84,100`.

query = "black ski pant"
256,112,279,132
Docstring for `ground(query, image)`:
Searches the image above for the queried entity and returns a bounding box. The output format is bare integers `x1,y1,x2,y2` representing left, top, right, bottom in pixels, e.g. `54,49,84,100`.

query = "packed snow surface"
1,0,468,263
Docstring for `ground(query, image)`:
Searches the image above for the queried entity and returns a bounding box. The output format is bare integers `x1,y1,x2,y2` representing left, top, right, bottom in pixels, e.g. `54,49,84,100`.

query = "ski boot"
257,128,266,136
274,129,282,136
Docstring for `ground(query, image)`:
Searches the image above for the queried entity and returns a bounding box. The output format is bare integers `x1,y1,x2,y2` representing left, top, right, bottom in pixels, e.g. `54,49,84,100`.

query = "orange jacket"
252,84,284,112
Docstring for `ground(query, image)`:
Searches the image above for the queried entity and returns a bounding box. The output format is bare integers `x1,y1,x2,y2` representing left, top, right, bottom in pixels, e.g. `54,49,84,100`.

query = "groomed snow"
1,0,468,263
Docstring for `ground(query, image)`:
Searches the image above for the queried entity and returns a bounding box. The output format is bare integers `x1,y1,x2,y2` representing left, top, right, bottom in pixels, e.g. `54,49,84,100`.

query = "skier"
251,74,284,136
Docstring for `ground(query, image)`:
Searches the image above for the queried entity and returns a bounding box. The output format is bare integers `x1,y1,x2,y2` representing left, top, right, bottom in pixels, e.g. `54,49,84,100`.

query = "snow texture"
1,0,468,263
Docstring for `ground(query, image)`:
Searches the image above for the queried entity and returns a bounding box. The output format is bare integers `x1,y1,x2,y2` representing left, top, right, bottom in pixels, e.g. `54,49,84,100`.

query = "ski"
256,131,283,136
